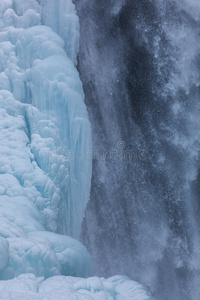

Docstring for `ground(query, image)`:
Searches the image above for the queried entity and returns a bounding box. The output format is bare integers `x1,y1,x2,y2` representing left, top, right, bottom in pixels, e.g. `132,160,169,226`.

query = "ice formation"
0,0,153,299
0,274,153,300
0,0,92,239
0,0,91,279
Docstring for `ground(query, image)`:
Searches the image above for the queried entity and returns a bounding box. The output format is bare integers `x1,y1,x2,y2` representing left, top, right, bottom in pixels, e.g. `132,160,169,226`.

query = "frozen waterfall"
0,0,92,279
0,0,153,299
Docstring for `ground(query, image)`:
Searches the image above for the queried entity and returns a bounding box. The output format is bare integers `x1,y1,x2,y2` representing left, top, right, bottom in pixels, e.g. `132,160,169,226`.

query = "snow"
0,274,153,300
0,0,153,299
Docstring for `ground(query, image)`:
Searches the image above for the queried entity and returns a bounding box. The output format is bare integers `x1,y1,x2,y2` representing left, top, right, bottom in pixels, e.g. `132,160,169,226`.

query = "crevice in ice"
23,108,31,145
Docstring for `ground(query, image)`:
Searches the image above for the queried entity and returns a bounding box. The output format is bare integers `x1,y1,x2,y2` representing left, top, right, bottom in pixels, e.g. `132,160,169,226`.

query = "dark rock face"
75,1,200,299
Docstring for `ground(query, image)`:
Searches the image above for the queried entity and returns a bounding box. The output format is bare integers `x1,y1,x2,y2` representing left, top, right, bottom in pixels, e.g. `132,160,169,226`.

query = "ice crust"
0,0,153,299
0,274,153,300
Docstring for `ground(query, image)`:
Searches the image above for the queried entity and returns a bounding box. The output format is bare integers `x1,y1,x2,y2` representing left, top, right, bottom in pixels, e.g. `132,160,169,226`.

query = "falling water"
75,0,200,299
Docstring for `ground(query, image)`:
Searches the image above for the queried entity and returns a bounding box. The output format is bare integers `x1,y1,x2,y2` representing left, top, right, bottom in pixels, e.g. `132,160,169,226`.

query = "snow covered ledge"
0,274,153,300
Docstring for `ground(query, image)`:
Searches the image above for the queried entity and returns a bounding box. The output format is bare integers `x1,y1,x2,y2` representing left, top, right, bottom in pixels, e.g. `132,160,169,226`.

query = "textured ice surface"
0,0,91,280
0,0,92,238
0,274,153,300
40,0,80,64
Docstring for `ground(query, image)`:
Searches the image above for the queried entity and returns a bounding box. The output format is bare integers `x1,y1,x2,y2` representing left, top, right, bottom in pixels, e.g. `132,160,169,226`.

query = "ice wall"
40,0,80,65
0,0,92,279
0,0,92,238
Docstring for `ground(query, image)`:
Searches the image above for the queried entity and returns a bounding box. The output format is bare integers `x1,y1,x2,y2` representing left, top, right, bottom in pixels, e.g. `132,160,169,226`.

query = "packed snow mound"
0,274,153,300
